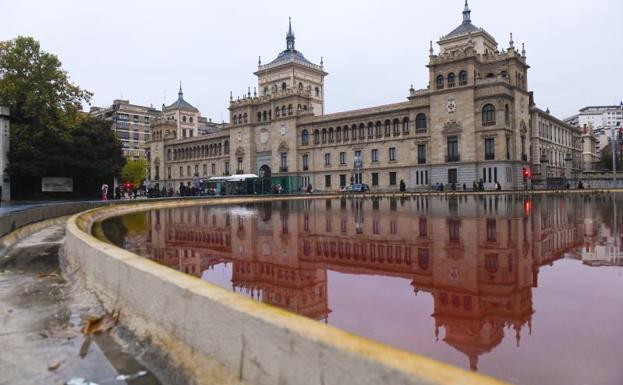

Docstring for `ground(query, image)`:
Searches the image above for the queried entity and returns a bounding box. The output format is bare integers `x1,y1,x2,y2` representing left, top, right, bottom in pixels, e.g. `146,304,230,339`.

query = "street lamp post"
611,128,617,183
540,152,549,189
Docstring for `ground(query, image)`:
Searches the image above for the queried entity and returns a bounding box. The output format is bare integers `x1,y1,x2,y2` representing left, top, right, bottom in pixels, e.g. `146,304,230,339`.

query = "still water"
97,194,623,385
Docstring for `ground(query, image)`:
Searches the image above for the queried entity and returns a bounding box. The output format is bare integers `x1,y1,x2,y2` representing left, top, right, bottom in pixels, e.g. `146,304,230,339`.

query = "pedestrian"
399,179,406,192
100,183,109,201
496,181,501,191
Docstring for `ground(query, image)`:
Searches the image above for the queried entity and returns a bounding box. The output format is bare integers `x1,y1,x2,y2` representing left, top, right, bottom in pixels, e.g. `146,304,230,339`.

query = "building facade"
0,105,10,200
148,2,592,191
568,105,623,153
90,99,160,159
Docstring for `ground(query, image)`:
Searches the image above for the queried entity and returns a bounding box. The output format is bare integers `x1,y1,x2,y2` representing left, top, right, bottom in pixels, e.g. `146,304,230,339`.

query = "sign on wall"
41,177,73,192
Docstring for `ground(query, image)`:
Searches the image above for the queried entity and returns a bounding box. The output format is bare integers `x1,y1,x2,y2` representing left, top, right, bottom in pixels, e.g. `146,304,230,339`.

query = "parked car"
346,183,370,193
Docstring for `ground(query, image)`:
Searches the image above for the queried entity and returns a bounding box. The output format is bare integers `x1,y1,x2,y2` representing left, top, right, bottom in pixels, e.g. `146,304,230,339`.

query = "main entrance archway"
259,165,271,178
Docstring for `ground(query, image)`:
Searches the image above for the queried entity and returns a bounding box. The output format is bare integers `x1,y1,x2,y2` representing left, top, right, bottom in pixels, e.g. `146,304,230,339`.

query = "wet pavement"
0,223,161,385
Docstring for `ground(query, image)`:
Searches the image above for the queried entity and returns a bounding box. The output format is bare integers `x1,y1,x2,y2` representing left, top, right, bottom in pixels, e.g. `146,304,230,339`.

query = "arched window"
301,130,309,145
482,104,496,126
393,119,400,135
298,82,303,90
268,110,271,120
367,122,374,138
218,143,222,155
384,120,390,137
275,107,280,117
351,125,357,141
167,149,171,161
343,126,349,141
238,114,242,124
321,128,327,143
447,72,456,88
264,87,269,96
281,105,286,116
328,127,334,143
233,115,238,124
459,70,467,86
288,104,293,115
416,113,427,129
336,127,342,142
282,82,287,90
257,112,262,122
314,129,320,144
505,104,510,125
436,75,444,89
183,116,187,122
224,140,230,154
375,121,382,137
358,123,365,139
315,87,320,97
243,113,247,123
190,116,194,123
402,117,410,134
262,111,267,121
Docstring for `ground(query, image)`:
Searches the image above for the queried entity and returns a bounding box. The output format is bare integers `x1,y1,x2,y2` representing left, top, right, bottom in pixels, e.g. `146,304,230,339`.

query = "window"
280,152,288,171
315,87,320,97
282,82,287,90
288,104,292,115
402,117,410,134
321,129,327,143
436,75,444,89
389,147,397,161
211,163,216,174
298,82,303,90
179,166,183,177
339,152,346,165
485,138,495,160
384,121,390,137
225,161,230,175
367,123,374,138
340,174,346,187
447,136,459,162
459,70,467,86
416,113,427,129
324,153,331,166
417,144,426,164
187,165,191,176
448,219,461,242
482,104,496,126
372,172,379,186
203,164,207,176
371,149,379,162
314,130,320,144
486,219,497,242
302,154,309,170
336,127,342,142
389,172,397,186
167,166,171,179
325,175,331,188
505,104,510,125
393,119,400,135
183,116,187,123
343,127,349,141
506,137,511,160
447,72,456,88
328,128,334,142
237,157,243,173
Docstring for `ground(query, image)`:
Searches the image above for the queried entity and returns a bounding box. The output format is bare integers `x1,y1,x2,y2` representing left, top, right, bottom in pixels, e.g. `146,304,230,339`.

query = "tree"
121,158,147,189
0,36,126,198
69,117,125,196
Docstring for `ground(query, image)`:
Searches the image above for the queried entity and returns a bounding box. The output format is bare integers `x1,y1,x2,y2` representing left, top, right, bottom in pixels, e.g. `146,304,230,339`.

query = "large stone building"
148,2,593,191
566,105,623,152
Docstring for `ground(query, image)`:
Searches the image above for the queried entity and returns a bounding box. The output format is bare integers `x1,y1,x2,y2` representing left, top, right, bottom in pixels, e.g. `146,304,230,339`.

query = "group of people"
432,179,502,192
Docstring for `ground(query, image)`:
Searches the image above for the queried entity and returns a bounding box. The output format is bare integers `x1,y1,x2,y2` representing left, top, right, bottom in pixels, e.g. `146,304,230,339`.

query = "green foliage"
0,36,125,198
121,158,147,189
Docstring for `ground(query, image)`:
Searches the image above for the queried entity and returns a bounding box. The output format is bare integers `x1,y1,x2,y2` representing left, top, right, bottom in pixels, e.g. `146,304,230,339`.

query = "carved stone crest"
259,128,269,144
447,96,457,113
442,120,462,133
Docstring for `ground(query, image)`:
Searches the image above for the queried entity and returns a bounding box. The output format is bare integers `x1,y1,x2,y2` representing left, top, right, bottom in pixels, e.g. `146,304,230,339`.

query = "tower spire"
178,81,183,98
463,0,471,23
286,17,295,51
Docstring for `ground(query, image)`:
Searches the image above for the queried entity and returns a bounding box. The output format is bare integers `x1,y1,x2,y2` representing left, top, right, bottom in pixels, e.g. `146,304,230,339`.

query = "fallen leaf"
82,310,119,336
48,361,61,371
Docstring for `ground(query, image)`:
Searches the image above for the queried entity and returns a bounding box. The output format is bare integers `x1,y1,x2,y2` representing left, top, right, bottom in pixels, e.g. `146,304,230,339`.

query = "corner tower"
254,18,327,115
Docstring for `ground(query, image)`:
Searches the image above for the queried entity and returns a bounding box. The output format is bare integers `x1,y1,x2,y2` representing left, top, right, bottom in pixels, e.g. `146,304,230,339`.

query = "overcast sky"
3,0,622,121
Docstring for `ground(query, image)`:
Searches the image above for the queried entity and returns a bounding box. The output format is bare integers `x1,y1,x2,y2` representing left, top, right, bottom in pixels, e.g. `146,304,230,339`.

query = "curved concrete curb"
64,196,510,385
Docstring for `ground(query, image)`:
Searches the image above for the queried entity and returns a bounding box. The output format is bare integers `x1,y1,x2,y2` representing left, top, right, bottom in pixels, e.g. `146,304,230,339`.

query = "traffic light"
125,181,132,190
522,167,531,180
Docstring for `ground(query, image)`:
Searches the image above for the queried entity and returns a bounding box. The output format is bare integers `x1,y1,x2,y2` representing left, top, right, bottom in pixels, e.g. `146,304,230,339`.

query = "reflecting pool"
97,194,623,385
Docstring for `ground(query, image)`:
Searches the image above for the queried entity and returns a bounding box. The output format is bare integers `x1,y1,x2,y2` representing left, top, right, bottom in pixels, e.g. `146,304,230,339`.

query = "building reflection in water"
105,194,623,373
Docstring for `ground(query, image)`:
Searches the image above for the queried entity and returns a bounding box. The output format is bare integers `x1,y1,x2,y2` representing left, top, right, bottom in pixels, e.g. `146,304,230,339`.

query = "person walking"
399,179,406,192
100,183,109,201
